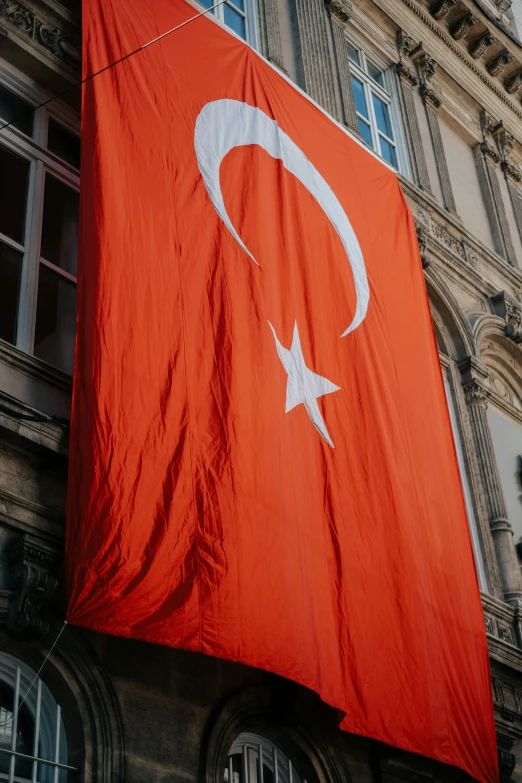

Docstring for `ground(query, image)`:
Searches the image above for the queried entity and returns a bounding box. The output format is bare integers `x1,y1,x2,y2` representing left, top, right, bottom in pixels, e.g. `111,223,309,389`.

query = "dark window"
0,84,34,136
0,681,34,779
47,119,81,170
0,242,22,344
0,145,30,245
34,265,77,374
40,174,79,275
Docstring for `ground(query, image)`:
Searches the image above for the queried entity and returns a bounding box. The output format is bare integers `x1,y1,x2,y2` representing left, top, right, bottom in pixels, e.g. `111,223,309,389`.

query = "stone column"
419,84,458,214
294,0,338,118
474,113,518,265
257,0,285,70
395,33,431,192
460,362,522,606
325,0,358,132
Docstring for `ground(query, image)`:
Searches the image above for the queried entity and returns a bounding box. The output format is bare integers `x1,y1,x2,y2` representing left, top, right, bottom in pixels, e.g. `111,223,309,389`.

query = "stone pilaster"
420,84,458,214
413,50,457,214
460,359,522,606
294,0,338,118
257,0,285,70
474,114,518,265
395,33,431,192
498,126,522,251
325,0,358,133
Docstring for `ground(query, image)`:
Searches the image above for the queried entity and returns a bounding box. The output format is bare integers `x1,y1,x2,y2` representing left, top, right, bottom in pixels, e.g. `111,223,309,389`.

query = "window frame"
0,652,77,782
0,62,80,375
345,37,410,176
197,0,260,48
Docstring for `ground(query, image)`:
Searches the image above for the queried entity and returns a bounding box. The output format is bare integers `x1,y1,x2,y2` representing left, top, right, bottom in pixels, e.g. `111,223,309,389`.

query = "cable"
0,0,227,135
0,403,69,427
17,621,68,711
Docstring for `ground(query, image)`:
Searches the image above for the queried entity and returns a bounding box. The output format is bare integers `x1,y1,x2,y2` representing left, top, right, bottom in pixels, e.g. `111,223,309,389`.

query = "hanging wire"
0,0,228,136
17,621,68,711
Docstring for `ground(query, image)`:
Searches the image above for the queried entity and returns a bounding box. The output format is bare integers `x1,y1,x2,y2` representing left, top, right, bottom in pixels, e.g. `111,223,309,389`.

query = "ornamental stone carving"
504,70,522,94
6,535,61,638
324,0,352,24
463,378,490,405
415,220,430,268
450,11,478,40
430,0,457,19
487,50,514,77
469,30,496,59
490,291,522,342
0,0,80,66
420,83,442,108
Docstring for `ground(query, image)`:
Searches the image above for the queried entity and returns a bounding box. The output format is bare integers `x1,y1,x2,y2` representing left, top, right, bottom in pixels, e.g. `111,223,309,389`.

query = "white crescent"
194,99,369,337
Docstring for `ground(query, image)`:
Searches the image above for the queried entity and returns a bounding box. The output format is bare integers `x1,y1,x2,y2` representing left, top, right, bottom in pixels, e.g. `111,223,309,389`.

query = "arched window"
225,733,305,783
0,653,76,782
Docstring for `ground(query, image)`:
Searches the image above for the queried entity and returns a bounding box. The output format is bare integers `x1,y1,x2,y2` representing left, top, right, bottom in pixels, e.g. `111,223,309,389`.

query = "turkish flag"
66,1,498,781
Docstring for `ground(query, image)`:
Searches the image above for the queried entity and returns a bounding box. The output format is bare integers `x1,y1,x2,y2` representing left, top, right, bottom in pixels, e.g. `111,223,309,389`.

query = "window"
347,43,399,169
0,652,77,782
0,74,79,375
225,734,305,783
199,0,258,44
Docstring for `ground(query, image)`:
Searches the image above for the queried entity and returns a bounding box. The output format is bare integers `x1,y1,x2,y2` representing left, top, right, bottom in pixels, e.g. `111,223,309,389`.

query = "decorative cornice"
324,0,352,24
504,70,522,93
469,29,497,58
430,0,457,20
487,49,514,76
0,0,80,69
450,11,479,39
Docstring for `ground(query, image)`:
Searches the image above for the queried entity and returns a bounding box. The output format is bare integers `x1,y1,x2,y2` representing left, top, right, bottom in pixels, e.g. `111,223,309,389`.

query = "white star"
268,321,341,448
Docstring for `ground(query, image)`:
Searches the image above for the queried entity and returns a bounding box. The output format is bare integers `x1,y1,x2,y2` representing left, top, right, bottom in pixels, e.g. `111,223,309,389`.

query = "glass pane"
357,118,372,146
34,265,77,374
40,174,79,276
228,0,245,12
0,242,22,344
0,83,34,136
379,136,398,168
0,682,33,779
347,43,360,66
372,94,394,138
351,77,368,119
224,4,246,38
367,60,384,86
47,119,81,170
0,145,30,245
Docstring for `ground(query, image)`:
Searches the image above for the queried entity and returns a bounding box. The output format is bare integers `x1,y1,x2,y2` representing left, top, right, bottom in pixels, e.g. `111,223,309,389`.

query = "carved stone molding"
324,0,352,24
505,70,522,94
481,139,502,164
463,378,491,405
6,535,61,638
395,61,419,87
415,220,430,268
0,0,80,67
469,30,497,59
490,291,522,342
488,50,514,77
450,11,478,40
430,0,457,20
420,83,442,108
497,733,516,782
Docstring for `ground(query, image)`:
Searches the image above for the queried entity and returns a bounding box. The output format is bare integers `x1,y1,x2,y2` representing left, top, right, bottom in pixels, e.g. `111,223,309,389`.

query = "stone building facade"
2,0,522,780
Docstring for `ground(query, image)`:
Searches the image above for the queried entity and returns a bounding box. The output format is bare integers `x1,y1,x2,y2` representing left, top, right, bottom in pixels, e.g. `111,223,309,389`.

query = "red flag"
67,2,498,781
